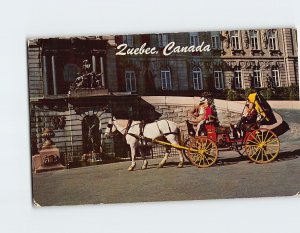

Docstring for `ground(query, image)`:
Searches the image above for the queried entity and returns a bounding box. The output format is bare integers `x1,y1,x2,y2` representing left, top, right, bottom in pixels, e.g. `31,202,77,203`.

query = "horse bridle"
106,120,133,136
106,121,117,137
107,120,141,138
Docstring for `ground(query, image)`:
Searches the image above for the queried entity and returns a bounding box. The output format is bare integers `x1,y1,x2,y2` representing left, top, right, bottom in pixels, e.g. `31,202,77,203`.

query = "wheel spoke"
193,155,201,163
265,144,279,147
204,141,212,150
253,133,261,144
246,139,259,145
255,147,262,161
262,149,269,161
247,145,258,154
263,130,270,142
204,152,216,159
199,156,204,166
264,150,277,158
203,156,209,165
265,137,277,144
249,146,261,158
254,131,262,143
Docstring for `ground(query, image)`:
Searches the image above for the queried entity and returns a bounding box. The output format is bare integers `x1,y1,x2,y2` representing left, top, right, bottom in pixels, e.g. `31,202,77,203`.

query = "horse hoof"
177,163,183,168
128,163,136,171
141,165,147,170
157,164,164,168
128,166,135,171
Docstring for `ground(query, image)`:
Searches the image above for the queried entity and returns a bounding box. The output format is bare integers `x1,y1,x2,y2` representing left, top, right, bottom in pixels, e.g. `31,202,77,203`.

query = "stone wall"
28,42,44,98
30,106,114,160
141,96,241,140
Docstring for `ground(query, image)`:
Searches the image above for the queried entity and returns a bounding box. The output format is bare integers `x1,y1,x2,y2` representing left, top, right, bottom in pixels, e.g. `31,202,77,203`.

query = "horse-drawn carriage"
184,92,290,168
105,92,289,170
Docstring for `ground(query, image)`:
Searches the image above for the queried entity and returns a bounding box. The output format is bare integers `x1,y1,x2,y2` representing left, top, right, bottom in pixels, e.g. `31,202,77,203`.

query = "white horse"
104,118,184,171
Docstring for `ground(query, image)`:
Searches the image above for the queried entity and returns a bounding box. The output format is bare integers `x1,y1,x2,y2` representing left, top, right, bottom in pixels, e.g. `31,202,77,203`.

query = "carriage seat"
242,123,259,132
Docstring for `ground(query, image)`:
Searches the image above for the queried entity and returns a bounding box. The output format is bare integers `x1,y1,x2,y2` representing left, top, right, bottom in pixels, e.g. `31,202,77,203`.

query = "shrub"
288,84,299,100
226,89,239,101
260,88,274,100
272,85,299,100
243,88,256,99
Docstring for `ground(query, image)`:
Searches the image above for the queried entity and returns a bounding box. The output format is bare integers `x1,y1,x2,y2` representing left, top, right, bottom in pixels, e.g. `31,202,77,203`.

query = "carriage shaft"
152,139,198,153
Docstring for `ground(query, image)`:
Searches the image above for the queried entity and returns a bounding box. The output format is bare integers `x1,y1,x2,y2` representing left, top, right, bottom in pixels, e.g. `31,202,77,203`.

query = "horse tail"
176,125,183,146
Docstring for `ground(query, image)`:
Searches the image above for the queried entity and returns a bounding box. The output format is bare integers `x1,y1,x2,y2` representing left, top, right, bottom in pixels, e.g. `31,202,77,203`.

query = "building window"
161,69,172,90
234,67,243,89
268,30,278,50
230,30,240,50
249,30,259,50
125,71,136,92
253,67,262,88
158,34,168,47
123,35,133,47
214,70,224,89
190,32,199,46
192,67,203,90
211,32,221,50
271,68,280,87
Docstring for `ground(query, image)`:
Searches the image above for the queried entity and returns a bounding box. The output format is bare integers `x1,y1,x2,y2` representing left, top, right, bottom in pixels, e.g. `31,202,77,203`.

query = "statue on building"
266,74,273,88
248,74,254,88
70,59,104,90
262,30,268,49
243,31,249,49
222,31,230,49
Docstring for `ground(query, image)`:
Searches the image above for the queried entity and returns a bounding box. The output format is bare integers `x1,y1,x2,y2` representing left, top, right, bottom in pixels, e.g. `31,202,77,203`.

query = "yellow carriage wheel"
182,138,192,159
187,136,218,168
245,129,280,164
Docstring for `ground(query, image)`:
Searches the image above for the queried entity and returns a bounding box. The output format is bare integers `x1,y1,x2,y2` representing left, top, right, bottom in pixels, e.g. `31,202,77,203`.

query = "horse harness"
108,119,179,141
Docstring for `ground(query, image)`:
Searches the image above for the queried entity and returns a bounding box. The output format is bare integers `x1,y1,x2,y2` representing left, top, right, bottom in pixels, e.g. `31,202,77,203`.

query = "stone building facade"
115,28,298,96
27,28,298,165
28,37,122,164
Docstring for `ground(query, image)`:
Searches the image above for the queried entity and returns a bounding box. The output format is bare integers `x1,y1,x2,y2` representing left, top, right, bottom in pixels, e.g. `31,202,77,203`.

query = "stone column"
100,57,105,87
51,55,57,95
42,55,48,96
92,55,96,73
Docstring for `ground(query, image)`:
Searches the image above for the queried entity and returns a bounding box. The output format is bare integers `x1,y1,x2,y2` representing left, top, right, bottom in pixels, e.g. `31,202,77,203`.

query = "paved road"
32,142,300,206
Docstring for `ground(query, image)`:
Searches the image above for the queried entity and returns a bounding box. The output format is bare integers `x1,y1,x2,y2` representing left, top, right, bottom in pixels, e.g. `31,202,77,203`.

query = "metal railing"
59,139,181,168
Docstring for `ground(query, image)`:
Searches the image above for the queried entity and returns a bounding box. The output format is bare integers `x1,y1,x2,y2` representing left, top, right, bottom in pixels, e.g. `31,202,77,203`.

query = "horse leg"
158,146,170,168
128,142,137,171
166,135,184,168
177,150,184,168
139,147,148,170
142,159,148,170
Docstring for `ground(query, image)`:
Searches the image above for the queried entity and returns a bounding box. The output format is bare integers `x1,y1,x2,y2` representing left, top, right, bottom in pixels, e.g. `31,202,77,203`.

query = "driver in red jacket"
195,99,213,136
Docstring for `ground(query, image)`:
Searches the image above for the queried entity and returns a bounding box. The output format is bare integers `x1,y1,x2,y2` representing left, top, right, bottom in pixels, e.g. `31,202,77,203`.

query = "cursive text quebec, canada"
116,42,211,56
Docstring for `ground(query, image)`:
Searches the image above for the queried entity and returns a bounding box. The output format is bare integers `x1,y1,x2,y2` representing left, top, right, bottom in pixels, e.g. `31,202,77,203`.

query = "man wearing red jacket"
195,99,213,136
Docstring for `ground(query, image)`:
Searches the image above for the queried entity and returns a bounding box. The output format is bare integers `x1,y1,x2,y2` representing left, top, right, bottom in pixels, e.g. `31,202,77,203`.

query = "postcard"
28,28,300,206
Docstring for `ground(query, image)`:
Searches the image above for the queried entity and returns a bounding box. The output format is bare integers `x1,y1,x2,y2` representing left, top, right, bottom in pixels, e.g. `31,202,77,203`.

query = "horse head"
104,117,118,138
